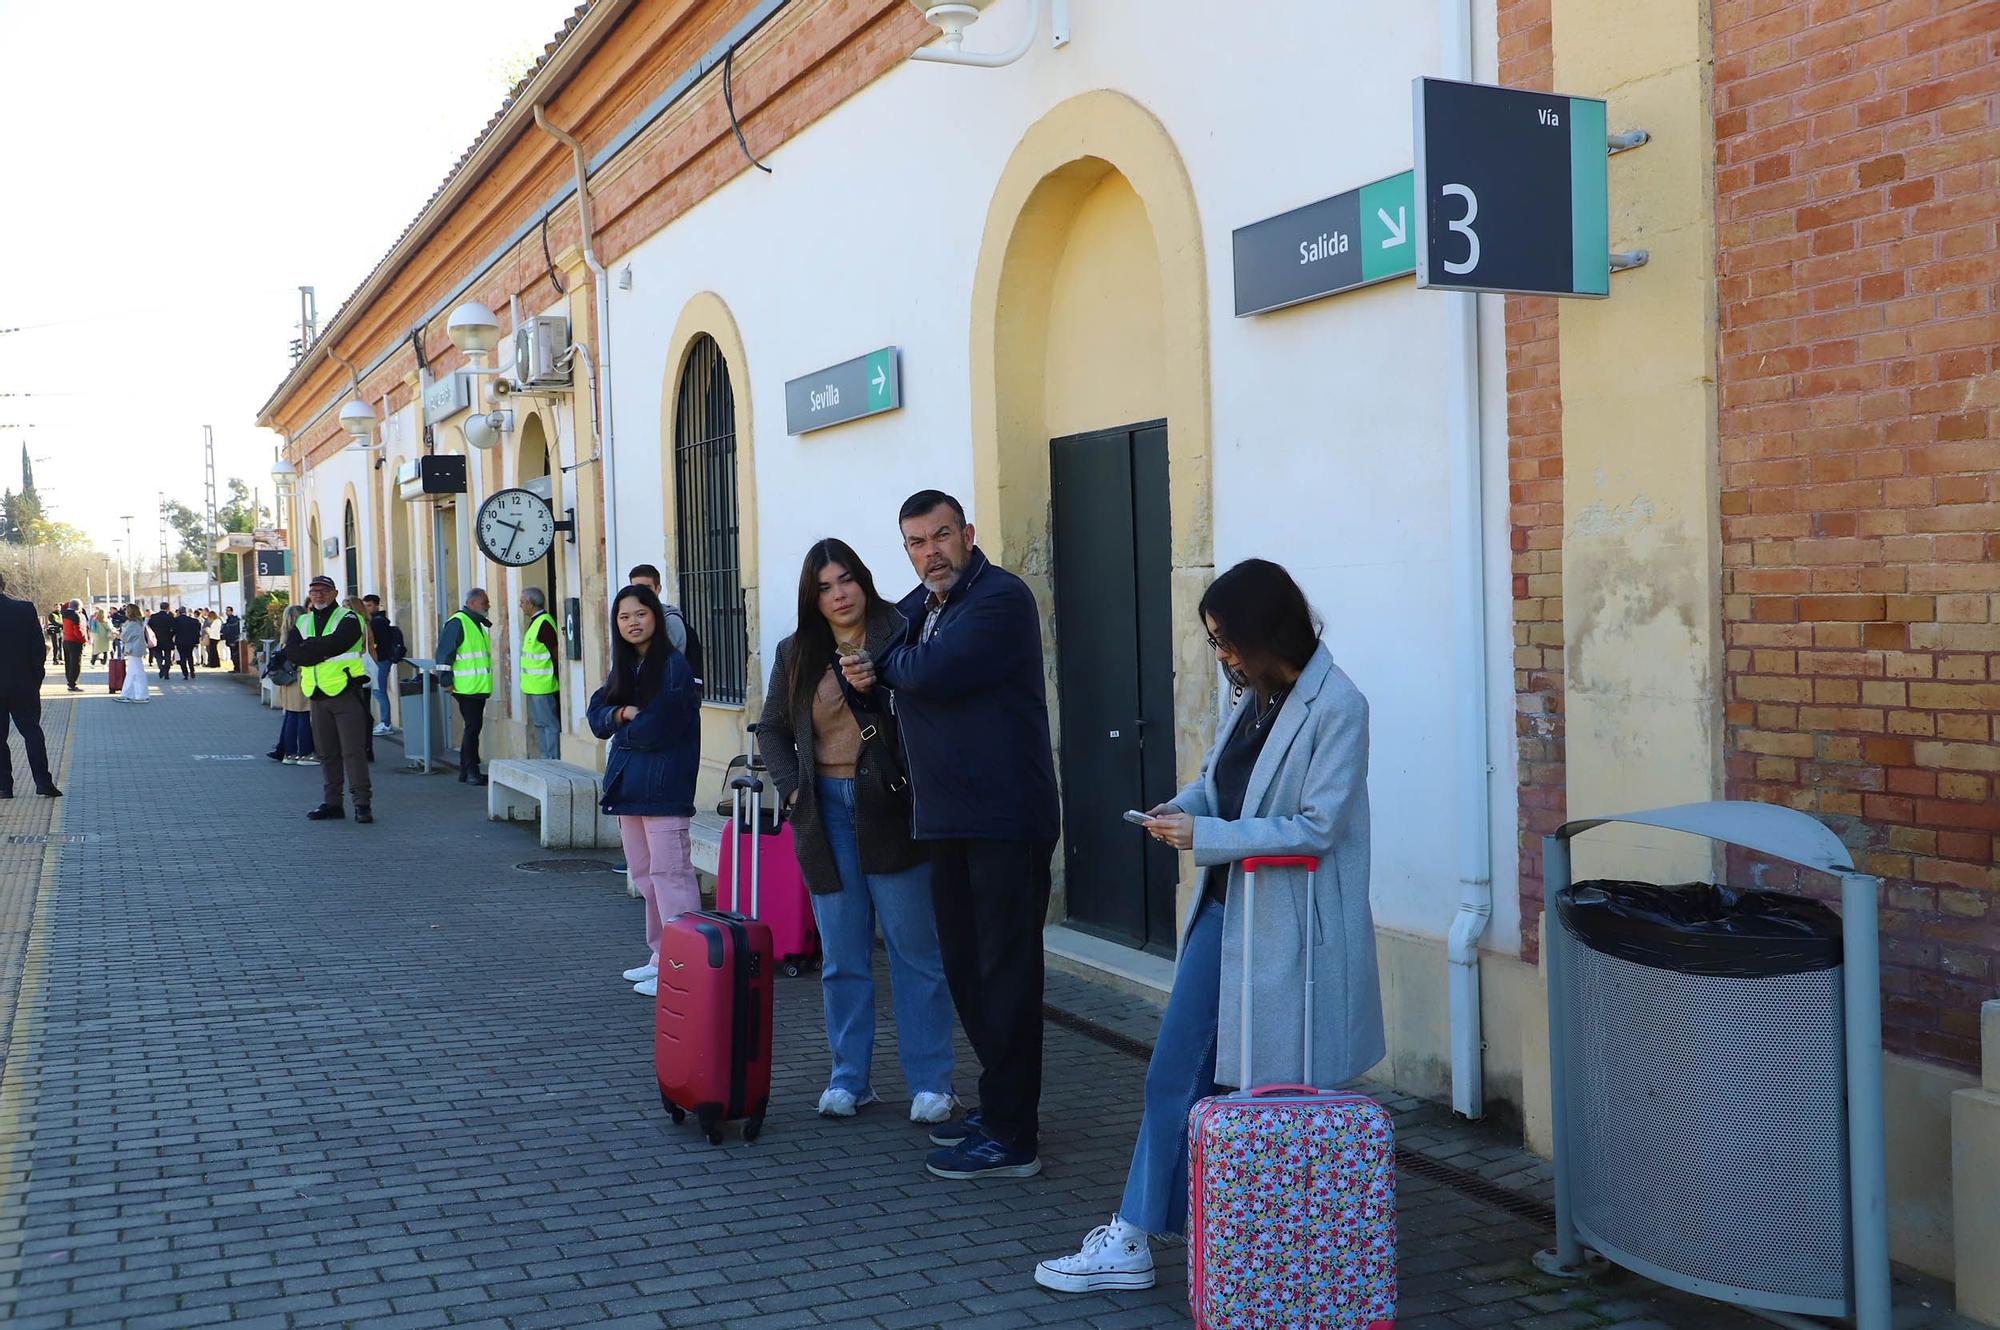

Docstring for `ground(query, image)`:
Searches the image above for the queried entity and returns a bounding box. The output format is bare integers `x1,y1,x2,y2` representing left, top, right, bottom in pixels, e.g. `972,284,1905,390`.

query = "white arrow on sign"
1378,205,1407,249
871,365,886,393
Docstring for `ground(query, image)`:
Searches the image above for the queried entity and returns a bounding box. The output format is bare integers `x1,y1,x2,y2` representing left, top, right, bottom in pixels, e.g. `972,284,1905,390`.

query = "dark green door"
1050,421,1178,956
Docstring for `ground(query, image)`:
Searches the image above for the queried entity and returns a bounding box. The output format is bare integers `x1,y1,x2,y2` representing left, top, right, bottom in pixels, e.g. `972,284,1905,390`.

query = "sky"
0,0,581,567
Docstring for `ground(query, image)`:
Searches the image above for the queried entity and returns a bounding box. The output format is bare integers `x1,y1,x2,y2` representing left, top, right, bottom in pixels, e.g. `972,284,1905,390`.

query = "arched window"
342,501,359,597
673,334,746,704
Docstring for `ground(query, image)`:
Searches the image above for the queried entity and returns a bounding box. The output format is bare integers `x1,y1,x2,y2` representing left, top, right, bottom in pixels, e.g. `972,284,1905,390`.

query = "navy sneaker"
927,1110,983,1148
926,1133,1041,1180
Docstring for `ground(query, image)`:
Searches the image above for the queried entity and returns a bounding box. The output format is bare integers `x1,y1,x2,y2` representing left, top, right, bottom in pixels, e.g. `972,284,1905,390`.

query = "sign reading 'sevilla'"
785,348,901,435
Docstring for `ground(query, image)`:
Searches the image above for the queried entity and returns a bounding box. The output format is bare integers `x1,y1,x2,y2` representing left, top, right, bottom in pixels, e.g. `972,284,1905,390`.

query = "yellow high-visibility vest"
520,613,558,696
298,607,367,698
448,611,493,696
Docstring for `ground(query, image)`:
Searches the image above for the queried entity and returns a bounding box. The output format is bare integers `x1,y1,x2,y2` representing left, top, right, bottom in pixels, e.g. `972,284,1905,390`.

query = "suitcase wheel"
670,1106,685,1125
743,1112,764,1145
783,961,802,979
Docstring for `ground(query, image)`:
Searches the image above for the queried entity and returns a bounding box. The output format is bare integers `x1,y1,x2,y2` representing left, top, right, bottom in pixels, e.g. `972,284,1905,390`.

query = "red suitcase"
1186,856,1397,1330
714,725,818,976
654,908,774,1145
107,656,126,694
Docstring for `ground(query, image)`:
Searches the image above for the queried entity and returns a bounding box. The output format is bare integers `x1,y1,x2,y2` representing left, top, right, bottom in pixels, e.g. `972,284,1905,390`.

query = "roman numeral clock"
474,487,561,567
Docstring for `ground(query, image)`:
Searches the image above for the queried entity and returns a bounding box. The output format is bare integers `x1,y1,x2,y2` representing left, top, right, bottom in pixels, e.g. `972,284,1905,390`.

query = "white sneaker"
297,756,321,766
816,1087,880,1118
622,962,659,982
1034,1218,1155,1293
909,1091,957,1124
372,723,393,736
632,976,658,997
281,755,299,765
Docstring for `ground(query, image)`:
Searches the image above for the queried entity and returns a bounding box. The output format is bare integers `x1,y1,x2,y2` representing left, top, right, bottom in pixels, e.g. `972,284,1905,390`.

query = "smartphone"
1122,810,1152,826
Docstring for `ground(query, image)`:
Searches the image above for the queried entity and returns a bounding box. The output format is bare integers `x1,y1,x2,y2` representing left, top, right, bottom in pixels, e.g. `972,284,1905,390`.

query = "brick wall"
1714,0,1999,1070
1501,0,1566,962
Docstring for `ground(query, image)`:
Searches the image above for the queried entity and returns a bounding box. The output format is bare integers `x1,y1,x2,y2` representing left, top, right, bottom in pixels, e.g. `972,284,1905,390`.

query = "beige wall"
1043,172,1168,441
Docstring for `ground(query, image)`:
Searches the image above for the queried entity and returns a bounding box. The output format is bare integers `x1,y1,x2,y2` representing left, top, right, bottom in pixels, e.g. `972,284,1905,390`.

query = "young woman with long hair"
588,584,704,997
758,539,957,1123
116,604,150,703
1033,558,1382,1294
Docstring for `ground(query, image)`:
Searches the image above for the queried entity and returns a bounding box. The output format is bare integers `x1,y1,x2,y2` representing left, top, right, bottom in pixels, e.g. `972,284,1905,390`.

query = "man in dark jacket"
284,575,373,823
362,595,403,735
172,607,202,679
844,489,1060,1182
0,575,61,797
220,608,242,671
146,603,176,680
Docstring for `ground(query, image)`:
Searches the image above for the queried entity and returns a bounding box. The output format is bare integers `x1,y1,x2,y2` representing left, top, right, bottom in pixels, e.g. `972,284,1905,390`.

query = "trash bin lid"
1558,880,1842,977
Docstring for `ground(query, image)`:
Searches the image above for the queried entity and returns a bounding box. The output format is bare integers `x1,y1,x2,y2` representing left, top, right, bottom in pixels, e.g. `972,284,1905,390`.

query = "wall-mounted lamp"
446,302,503,362
909,0,1068,67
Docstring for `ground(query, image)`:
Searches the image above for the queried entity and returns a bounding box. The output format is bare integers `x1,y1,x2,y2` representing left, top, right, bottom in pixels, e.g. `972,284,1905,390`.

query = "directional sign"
1232,170,1416,316
785,347,901,435
253,549,291,578
1413,77,1610,298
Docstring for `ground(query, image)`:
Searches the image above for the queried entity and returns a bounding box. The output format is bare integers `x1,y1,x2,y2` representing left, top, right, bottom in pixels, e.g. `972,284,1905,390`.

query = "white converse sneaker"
281,755,299,765
632,976,658,997
622,962,659,982
1034,1218,1155,1293
816,1087,880,1118
909,1091,957,1124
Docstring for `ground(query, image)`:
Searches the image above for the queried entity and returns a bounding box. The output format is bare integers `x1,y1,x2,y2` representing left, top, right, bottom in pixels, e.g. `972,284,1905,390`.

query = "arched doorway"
971,91,1212,957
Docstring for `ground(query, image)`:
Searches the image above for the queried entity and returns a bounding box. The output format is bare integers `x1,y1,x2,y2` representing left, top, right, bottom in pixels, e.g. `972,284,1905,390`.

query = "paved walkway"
0,664,1974,1329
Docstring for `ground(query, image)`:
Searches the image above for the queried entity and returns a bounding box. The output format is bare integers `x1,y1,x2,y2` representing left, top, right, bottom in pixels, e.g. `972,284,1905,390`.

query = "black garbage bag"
1557,880,1841,977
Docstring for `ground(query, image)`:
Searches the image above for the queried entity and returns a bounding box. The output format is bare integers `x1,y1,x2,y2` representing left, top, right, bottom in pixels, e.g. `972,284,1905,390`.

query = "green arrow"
865,350,893,412
1359,170,1416,284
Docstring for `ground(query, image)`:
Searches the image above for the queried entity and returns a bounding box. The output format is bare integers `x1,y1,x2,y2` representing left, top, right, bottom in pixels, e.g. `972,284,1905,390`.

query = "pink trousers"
619,814,700,965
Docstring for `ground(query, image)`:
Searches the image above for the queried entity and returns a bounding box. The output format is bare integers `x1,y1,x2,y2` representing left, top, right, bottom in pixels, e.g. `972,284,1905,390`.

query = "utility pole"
204,426,220,614
157,489,169,604
120,514,134,605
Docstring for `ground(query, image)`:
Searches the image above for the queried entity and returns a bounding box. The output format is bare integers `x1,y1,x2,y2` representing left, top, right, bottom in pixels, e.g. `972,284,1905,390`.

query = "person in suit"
0,574,62,797
173,607,202,679
1034,558,1378,1295
146,603,176,680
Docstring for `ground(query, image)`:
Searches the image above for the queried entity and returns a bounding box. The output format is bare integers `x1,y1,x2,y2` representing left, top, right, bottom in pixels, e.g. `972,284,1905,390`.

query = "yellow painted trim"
660,292,761,799
0,695,79,1271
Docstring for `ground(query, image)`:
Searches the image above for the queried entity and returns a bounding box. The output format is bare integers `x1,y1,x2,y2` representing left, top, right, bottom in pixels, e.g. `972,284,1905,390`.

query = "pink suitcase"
1187,854,1397,1330
714,725,818,977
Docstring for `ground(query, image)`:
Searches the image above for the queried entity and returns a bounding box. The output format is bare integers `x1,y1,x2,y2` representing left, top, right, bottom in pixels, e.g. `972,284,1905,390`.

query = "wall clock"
474,487,558,567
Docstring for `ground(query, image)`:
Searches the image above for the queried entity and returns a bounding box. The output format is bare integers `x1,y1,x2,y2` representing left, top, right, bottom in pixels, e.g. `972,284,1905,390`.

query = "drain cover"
515,859,620,875
5,833,100,846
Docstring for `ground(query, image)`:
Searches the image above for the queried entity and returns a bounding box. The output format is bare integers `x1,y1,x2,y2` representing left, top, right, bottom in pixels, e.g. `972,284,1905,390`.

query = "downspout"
1442,0,1495,1121
533,105,618,593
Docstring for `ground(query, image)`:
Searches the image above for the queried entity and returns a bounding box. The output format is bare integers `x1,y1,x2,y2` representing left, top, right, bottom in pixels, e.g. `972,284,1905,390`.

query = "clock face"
475,488,558,567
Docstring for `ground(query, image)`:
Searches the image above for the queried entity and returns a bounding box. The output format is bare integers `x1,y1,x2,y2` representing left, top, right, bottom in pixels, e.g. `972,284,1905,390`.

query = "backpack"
378,621,409,664
664,604,703,684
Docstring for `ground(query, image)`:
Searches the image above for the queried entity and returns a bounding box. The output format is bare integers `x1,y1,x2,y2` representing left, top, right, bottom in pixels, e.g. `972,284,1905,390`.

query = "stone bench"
487,759,620,850
690,811,726,877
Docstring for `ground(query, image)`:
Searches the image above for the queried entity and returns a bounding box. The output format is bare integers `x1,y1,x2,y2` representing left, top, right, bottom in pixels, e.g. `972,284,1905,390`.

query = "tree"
0,486,43,545
160,498,208,573
215,479,267,582
0,542,114,609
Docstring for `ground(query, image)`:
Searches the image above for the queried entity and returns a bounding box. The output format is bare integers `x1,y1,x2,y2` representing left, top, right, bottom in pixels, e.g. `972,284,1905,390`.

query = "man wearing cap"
435,588,494,786
283,574,374,823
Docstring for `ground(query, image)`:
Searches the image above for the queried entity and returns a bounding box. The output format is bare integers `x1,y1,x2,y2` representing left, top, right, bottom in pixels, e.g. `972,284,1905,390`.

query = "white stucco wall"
570,0,1518,953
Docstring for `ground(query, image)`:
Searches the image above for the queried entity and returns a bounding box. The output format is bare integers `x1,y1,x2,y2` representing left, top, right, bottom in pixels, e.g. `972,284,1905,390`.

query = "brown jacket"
757,602,923,893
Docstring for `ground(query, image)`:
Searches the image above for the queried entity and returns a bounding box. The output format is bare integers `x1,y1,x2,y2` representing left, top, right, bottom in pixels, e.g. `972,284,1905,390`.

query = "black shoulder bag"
843,691,910,808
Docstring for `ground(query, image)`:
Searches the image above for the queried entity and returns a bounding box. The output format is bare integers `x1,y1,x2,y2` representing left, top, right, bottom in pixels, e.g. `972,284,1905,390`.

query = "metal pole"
1841,871,1891,1330
1542,832,1583,1271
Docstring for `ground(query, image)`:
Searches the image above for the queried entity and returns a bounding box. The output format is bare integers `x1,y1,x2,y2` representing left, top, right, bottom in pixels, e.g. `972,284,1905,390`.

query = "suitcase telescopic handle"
1237,855,1320,1094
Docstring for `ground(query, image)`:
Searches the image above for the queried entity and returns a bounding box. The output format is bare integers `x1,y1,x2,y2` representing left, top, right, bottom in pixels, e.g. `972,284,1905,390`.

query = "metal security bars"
673,334,746,704
342,502,360,597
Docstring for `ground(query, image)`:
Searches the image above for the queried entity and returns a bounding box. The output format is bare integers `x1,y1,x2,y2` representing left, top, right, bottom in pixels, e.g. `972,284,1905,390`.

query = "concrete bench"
487,759,621,850
690,811,726,877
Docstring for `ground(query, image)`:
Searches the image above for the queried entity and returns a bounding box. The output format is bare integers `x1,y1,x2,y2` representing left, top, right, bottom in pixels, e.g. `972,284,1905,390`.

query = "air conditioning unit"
514,316,572,388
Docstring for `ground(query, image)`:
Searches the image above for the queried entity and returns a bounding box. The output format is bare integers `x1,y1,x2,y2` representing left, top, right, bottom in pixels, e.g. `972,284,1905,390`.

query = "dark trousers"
224,640,241,671
928,838,1054,1153
62,641,82,688
455,694,487,776
0,692,53,793
205,640,220,668
152,647,172,677
176,644,196,677
309,687,372,808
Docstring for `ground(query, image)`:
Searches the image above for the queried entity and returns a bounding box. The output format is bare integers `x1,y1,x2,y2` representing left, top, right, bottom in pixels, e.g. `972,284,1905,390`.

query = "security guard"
285,574,374,823
518,586,561,759
436,587,494,786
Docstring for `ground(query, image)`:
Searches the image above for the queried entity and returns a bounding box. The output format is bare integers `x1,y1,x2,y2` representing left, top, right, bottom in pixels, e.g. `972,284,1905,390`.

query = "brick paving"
0,665,1975,1328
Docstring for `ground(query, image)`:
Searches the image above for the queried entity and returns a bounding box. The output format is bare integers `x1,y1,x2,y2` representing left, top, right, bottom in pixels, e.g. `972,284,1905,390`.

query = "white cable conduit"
1441,0,1496,1121
532,105,619,598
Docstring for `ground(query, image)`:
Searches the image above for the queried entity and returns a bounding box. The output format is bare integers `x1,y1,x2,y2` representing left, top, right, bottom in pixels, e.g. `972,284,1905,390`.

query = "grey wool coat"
757,603,925,893
1172,642,1384,1092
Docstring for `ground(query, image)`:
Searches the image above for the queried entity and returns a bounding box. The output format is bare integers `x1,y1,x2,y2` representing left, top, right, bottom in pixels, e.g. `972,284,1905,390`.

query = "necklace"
1252,688,1288,731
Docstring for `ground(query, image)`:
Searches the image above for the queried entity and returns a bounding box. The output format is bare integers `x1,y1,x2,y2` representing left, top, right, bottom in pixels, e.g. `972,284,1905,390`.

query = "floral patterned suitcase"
1186,855,1396,1330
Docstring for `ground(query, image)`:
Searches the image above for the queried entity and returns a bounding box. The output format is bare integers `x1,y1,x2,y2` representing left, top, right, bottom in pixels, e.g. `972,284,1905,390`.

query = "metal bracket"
554,507,577,545
1610,250,1649,273
1607,129,1650,155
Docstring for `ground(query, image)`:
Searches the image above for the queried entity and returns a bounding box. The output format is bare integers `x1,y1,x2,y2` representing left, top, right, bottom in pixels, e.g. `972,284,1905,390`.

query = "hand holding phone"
1122,809,1152,826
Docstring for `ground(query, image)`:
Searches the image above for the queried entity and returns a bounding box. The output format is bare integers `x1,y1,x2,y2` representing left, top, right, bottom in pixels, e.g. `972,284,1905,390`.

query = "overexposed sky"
0,0,580,562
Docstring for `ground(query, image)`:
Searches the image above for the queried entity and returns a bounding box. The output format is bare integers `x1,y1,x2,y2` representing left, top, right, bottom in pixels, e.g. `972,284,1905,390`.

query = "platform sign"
785,347,900,435
253,549,291,578
1232,170,1416,316
1414,77,1610,298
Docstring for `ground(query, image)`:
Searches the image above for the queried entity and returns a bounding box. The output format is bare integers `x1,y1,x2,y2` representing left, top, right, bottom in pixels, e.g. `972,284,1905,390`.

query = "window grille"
342,502,359,597
672,334,746,704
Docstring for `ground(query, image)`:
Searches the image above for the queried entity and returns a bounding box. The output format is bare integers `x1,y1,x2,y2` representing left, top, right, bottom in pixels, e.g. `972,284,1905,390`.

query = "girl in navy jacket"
588,584,703,996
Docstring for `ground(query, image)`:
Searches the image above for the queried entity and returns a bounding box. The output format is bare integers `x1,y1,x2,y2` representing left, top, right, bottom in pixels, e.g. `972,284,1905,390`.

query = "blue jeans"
811,776,955,1099
278,710,315,758
1119,896,1224,1236
374,662,393,726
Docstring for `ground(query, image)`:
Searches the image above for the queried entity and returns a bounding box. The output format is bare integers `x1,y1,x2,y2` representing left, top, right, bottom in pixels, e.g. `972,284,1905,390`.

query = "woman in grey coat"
758,538,957,1126
1036,558,1383,1295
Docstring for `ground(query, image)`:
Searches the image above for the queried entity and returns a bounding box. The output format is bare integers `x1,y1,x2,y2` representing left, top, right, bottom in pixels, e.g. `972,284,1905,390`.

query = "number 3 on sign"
1440,183,1480,275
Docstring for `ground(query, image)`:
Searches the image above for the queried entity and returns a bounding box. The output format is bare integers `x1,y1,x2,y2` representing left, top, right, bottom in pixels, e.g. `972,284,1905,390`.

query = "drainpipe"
1441,0,1495,1121
533,105,618,593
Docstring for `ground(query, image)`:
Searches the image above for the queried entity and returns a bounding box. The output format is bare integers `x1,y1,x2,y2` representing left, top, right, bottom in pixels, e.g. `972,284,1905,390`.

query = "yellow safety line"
0,698,79,1278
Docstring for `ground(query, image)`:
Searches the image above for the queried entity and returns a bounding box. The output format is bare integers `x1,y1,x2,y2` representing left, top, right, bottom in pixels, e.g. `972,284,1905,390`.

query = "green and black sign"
1231,170,1416,316
785,347,901,435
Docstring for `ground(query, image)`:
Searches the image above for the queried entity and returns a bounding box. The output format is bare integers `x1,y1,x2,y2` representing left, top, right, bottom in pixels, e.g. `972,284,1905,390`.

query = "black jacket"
877,548,1061,843
0,594,46,696
173,614,202,650
369,611,404,663
146,610,175,649
220,614,241,644
285,604,365,667
759,603,925,892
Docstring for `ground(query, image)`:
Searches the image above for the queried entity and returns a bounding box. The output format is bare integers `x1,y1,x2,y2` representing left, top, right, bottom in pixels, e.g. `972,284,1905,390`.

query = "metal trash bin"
1540,802,1891,1330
